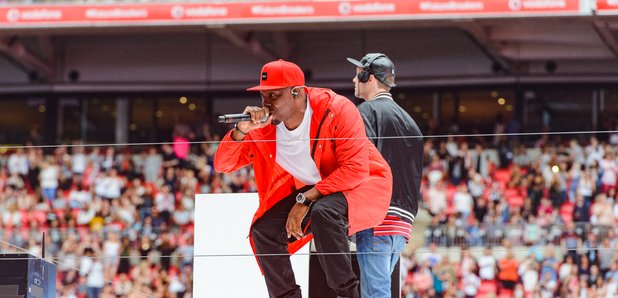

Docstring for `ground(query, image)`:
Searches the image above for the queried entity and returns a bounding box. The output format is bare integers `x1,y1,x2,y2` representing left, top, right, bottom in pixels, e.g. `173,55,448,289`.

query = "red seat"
32,211,47,225
498,181,507,190
477,280,498,297
19,211,30,227
447,185,457,201
504,188,519,198
498,288,514,298
507,195,524,207
494,169,510,184
503,187,523,207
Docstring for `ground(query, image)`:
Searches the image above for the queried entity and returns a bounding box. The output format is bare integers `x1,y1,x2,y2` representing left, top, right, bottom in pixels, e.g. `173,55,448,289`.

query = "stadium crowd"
0,119,616,298
404,130,618,298
0,123,236,298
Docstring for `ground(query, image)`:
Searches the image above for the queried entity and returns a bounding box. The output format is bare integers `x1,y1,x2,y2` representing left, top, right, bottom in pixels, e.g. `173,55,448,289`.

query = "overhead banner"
596,0,618,13
0,0,586,27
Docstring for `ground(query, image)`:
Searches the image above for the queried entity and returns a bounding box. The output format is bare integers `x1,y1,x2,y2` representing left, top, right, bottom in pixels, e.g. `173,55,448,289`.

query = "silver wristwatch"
295,192,313,207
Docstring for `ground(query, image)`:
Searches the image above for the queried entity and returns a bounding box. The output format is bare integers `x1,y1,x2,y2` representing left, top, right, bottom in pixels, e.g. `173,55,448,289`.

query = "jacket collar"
307,87,335,120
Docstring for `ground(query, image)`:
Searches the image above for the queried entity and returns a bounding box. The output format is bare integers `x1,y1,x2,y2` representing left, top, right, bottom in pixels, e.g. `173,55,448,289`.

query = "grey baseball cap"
347,53,396,87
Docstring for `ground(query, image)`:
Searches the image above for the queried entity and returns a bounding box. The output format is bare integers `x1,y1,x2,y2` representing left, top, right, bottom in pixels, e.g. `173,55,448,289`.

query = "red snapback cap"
247,59,305,91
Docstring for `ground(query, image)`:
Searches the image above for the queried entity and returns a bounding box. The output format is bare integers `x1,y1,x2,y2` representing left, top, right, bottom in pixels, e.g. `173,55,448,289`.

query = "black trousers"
251,191,359,298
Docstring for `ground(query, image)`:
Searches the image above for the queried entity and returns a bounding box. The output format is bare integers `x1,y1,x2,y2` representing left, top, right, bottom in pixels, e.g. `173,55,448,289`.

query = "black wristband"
301,198,313,207
234,123,249,135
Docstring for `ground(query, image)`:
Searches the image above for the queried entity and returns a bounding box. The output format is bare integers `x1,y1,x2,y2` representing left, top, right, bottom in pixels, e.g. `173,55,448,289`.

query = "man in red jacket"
214,59,392,298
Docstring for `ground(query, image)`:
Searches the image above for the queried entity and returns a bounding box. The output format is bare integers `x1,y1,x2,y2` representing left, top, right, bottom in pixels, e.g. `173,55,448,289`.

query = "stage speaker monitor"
0,253,56,298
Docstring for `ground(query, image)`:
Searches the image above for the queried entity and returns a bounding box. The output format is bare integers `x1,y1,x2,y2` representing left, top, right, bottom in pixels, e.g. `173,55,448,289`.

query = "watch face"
296,193,304,203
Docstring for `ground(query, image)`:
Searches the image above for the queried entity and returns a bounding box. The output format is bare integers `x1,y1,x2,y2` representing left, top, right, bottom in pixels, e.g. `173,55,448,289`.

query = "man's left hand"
286,204,309,240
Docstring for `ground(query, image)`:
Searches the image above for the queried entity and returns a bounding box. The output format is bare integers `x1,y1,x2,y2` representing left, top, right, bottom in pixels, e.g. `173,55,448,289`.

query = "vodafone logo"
6,9,20,22
5,8,62,22
173,6,228,18
171,5,185,19
339,2,352,15
514,0,567,10
338,2,397,14
509,0,522,10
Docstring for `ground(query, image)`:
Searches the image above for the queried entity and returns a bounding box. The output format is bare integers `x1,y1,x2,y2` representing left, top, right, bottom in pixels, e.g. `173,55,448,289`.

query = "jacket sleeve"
213,130,253,173
315,100,370,195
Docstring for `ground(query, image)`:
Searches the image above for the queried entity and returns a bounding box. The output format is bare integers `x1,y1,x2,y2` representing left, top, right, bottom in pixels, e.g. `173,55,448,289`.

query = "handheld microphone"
218,113,269,123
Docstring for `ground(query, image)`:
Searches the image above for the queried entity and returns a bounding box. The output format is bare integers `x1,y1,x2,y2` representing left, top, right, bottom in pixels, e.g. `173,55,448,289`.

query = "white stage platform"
193,193,310,297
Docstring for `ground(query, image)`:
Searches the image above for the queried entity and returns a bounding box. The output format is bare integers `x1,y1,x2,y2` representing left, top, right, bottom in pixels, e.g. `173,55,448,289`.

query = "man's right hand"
236,106,272,133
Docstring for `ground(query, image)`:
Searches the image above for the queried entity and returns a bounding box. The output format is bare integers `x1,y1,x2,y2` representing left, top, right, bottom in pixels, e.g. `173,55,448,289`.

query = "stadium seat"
494,169,510,184
507,195,524,207
447,185,457,200
503,188,519,198
498,288,514,297
477,280,498,296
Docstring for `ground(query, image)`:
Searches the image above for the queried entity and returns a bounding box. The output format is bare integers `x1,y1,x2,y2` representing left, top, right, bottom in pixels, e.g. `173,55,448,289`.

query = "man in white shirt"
453,184,473,220
478,247,497,281
462,266,481,298
80,248,105,298
7,148,28,177
72,145,88,175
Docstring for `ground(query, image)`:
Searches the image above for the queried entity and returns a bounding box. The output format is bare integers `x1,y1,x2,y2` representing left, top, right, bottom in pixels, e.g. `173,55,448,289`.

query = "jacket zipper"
311,108,331,158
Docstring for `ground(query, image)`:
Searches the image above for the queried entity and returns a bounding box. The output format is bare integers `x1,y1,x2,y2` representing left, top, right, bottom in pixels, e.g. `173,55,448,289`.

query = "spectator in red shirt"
498,249,519,290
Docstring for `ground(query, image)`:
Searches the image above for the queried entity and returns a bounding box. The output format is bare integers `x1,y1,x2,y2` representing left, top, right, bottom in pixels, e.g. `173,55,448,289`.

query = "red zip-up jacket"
214,87,393,255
